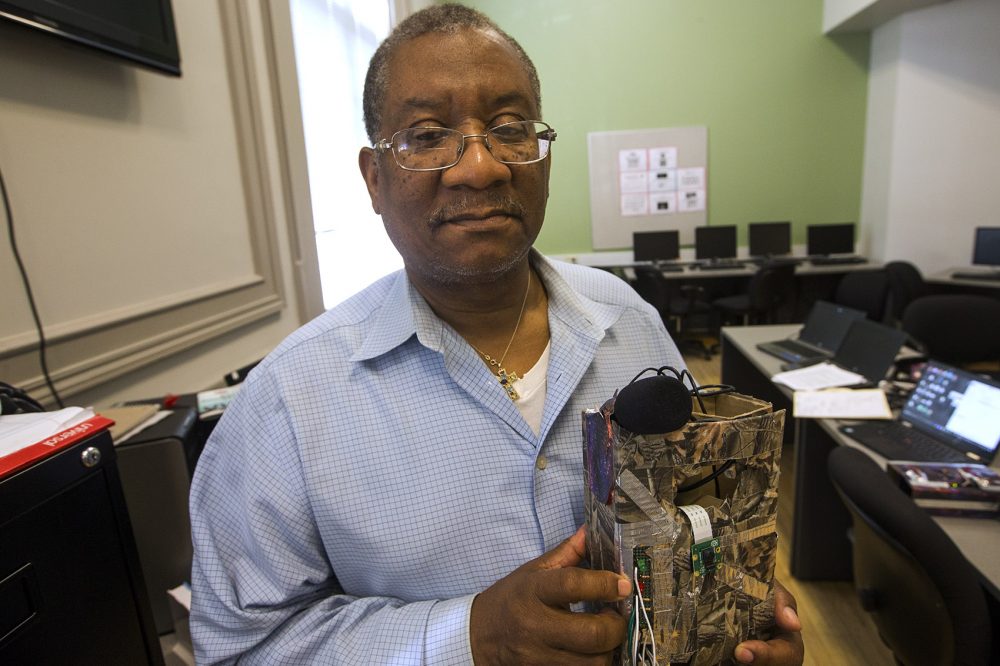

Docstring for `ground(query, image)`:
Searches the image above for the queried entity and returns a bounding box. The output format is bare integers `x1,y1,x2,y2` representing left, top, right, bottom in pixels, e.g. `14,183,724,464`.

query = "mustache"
428,194,527,225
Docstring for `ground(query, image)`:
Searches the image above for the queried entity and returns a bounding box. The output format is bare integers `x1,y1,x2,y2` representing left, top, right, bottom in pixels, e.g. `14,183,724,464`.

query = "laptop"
757,300,866,364
828,318,909,385
841,361,1000,465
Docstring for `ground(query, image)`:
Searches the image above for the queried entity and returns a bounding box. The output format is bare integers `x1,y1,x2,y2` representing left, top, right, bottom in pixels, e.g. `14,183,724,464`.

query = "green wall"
459,0,870,254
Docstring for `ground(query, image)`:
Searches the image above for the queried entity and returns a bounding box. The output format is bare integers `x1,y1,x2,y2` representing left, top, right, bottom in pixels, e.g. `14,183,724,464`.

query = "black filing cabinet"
0,429,163,665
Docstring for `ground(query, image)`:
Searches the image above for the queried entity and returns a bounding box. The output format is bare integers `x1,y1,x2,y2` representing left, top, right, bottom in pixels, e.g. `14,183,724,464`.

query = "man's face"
359,29,550,287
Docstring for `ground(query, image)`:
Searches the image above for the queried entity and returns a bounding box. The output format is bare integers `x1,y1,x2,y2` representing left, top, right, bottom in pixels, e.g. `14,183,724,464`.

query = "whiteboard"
588,126,708,250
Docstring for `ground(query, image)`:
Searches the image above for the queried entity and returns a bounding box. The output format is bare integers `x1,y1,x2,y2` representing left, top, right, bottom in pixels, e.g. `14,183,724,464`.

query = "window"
290,0,402,309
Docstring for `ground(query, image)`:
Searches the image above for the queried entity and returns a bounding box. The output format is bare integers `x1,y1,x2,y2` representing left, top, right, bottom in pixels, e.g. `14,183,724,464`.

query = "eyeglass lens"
393,121,551,170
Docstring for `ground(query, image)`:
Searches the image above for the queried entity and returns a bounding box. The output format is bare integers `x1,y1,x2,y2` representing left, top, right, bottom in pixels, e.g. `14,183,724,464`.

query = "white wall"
861,0,1000,275
0,1,312,407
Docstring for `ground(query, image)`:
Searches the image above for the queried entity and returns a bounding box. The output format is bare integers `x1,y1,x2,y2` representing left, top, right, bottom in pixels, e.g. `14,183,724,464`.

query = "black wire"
678,459,737,494
1,166,64,408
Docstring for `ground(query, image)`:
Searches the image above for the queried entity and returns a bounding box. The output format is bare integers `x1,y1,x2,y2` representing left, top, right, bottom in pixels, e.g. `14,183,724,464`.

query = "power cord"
1,164,64,408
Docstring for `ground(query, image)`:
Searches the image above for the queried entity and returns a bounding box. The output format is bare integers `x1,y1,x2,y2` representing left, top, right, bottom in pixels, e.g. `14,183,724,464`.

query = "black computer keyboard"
810,256,867,266
839,422,970,463
952,271,1000,281
695,261,744,271
657,263,684,273
749,257,802,267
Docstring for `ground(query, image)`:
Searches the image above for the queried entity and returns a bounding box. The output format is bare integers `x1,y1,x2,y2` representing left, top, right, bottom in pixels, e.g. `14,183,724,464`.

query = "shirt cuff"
425,594,476,664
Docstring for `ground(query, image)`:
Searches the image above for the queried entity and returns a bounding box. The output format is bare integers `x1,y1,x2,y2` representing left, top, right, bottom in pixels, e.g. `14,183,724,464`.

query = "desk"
621,259,881,280
927,267,1000,292
720,324,1000,600
622,260,882,321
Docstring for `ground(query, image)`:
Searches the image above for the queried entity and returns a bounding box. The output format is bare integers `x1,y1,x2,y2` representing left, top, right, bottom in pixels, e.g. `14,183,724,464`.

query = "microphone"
613,374,693,434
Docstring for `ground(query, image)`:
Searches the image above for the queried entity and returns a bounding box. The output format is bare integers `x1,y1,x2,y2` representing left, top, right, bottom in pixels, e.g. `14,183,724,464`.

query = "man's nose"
440,135,512,189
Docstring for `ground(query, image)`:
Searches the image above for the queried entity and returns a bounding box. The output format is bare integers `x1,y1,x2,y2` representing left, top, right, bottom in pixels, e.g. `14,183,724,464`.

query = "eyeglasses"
374,120,557,172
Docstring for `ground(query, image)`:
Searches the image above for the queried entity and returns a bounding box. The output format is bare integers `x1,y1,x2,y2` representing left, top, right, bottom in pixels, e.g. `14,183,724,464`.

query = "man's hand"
470,526,631,665
734,580,804,665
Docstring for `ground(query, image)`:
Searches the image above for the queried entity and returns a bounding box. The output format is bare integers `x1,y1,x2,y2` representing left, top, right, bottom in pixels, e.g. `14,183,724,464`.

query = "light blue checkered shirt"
189,253,684,664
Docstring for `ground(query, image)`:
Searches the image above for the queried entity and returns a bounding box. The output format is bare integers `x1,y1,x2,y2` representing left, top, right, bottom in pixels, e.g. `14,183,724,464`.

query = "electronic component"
691,538,721,578
633,546,654,610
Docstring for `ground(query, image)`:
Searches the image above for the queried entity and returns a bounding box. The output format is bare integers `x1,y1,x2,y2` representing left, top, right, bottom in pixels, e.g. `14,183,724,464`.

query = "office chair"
833,269,890,321
711,261,796,326
884,261,929,324
828,446,993,666
901,294,1000,365
631,265,715,358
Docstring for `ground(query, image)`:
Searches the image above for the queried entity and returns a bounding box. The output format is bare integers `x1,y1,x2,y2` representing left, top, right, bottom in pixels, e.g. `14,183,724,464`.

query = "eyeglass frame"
373,120,557,172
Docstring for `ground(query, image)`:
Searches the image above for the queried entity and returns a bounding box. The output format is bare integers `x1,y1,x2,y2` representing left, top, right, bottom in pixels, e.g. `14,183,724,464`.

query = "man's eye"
491,124,531,142
409,129,451,144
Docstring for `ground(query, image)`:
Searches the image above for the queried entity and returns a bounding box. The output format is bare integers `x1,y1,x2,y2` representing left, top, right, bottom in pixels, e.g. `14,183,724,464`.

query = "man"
189,5,804,664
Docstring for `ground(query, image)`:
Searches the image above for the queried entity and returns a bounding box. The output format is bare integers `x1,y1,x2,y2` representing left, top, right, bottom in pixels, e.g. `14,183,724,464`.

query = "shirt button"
536,455,548,470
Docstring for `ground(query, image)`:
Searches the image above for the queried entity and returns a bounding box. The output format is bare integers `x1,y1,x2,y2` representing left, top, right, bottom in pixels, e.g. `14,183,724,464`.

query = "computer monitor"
807,223,855,256
748,221,792,258
633,230,680,263
972,227,1000,267
695,225,737,261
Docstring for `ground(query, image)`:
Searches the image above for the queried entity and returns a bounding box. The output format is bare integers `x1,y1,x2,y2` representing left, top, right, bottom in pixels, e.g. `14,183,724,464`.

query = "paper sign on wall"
619,147,686,217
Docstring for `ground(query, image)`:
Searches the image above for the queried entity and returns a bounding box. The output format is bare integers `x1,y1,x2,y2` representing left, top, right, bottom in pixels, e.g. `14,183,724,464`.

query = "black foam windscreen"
613,374,693,434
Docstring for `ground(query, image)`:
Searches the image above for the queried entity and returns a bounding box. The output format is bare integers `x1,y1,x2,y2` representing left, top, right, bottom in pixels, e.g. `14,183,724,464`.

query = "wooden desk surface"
721,324,1000,598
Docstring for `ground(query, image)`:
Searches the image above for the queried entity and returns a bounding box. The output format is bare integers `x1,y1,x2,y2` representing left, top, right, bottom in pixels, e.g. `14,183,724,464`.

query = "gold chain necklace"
472,272,531,401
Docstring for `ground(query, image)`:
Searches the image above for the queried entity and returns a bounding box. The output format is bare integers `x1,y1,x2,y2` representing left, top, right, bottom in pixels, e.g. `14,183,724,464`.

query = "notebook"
841,361,1000,465
757,300,866,364
830,318,908,385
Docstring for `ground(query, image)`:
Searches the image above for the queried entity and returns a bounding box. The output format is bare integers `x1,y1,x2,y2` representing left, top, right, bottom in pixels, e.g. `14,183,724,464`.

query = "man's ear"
358,147,381,215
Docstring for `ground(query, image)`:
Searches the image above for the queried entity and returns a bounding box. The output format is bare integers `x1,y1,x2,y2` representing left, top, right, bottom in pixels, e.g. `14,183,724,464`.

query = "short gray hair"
362,3,542,143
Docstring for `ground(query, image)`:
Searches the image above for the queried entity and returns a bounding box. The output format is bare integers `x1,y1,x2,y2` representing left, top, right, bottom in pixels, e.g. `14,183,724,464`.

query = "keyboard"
952,271,1000,282
839,422,970,463
810,256,867,266
657,263,684,273
756,339,825,363
695,261,744,271
749,258,802,267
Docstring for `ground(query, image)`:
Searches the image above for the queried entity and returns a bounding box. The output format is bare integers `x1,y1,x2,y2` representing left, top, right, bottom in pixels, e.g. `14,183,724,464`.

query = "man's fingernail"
785,606,799,622
618,578,632,597
735,645,754,663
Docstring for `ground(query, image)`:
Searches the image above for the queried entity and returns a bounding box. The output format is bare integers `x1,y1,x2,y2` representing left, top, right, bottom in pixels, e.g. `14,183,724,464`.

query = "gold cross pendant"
497,368,520,400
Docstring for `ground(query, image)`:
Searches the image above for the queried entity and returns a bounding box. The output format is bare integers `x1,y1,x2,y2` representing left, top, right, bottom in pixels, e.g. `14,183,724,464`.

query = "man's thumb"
532,525,588,571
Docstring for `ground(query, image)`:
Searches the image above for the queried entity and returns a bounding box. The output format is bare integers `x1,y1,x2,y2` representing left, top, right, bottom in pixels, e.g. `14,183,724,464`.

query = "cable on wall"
1,164,64,408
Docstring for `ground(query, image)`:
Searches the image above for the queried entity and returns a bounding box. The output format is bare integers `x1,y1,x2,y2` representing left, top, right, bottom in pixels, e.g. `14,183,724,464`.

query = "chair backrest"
747,262,796,315
827,446,992,666
902,294,1000,364
884,261,928,322
834,269,889,321
631,265,669,317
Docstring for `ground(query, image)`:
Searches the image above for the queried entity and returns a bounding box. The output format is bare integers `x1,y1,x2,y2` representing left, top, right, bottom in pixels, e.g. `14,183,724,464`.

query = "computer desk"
619,259,882,281
926,267,1000,291
720,324,1000,602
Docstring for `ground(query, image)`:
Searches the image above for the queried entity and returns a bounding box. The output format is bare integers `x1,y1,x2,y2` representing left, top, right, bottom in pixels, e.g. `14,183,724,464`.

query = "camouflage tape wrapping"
583,391,785,665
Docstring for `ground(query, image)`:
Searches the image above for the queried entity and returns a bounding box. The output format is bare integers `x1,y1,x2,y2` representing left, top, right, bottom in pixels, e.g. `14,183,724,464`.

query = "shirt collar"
350,250,622,363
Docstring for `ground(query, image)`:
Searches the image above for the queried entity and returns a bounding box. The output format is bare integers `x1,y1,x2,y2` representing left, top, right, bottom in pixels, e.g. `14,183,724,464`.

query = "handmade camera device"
583,367,785,665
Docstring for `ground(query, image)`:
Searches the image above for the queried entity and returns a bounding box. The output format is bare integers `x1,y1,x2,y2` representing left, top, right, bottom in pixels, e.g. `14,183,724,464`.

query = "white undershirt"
512,341,550,436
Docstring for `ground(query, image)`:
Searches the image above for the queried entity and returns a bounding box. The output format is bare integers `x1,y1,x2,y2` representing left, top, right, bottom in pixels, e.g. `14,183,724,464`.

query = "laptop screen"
798,300,866,352
833,319,907,383
902,361,1000,461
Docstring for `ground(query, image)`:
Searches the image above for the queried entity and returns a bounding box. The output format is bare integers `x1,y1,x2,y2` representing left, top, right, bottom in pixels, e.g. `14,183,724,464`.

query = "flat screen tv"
0,0,180,76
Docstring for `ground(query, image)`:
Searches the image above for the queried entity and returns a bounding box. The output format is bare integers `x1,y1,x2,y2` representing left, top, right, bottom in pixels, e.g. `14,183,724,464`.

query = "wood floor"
683,346,896,666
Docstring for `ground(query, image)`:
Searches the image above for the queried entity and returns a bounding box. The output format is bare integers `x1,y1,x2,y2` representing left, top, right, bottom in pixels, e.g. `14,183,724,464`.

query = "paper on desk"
771,362,867,391
0,406,95,458
793,389,892,419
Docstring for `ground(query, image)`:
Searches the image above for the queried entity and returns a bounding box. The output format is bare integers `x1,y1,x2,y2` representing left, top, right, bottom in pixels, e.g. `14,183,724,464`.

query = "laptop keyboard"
839,422,971,463
759,339,819,362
